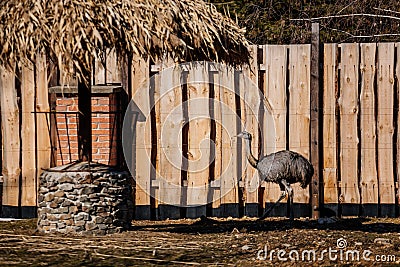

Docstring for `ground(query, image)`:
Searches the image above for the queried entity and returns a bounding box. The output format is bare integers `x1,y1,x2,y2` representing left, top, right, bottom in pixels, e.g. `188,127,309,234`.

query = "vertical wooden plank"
158,62,183,219
339,43,360,216
36,54,52,174
47,60,58,87
359,43,378,216
376,43,395,217
288,44,311,217
263,45,288,217
323,44,339,215
153,61,161,217
106,49,121,84
211,66,223,216
0,65,20,218
131,56,151,219
397,43,400,216
219,66,239,216
59,63,77,87
94,53,106,85
310,23,320,219
20,64,36,218
241,45,260,216
186,63,210,218
153,59,171,216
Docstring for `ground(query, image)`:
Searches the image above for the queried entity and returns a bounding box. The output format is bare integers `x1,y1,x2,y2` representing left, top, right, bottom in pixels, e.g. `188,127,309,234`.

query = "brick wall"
55,94,119,166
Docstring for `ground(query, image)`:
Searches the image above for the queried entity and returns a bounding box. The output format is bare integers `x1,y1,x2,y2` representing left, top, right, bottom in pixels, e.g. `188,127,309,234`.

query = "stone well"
37,162,133,235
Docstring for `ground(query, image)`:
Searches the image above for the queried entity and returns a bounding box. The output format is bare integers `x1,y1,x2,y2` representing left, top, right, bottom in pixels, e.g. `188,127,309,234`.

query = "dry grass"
1,217,400,266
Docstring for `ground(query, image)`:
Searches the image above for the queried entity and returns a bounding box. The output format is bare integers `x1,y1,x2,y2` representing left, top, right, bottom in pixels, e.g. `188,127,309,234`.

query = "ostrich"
236,131,313,220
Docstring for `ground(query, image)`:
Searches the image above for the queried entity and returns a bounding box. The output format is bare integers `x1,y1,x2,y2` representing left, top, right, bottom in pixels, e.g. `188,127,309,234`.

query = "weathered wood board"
186,63,210,218
21,64,37,215
288,44,311,216
131,56,151,219
323,44,339,213
218,66,239,216
359,43,378,216
210,67,222,215
397,43,400,214
36,54,51,175
158,62,183,219
262,45,288,217
376,42,395,217
94,53,106,85
241,46,260,216
106,49,121,84
339,43,360,215
0,65,21,217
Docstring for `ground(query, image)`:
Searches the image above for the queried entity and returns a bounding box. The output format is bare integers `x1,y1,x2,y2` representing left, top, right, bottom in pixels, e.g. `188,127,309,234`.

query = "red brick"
57,98,75,105
97,135,111,141
57,123,78,129
92,105,110,112
97,114,109,118
97,98,110,105
57,106,68,112
96,154,111,160
58,135,78,141
92,117,109,123
59,141,70,148
98,148,110,154
56,129,68,135
98,123,111,129
67,117,78,123
64,129,77,135
93,141,110,148
67,105,78,112
92,129,110,135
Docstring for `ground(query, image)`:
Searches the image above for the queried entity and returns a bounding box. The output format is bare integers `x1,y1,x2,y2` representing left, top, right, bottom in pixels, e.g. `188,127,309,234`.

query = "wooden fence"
128,45,313,219
130,43,400,219
1,43,400,219
323,43,399,217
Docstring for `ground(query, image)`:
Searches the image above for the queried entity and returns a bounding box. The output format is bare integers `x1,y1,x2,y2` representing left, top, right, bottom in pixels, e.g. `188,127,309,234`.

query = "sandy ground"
1,216,400,266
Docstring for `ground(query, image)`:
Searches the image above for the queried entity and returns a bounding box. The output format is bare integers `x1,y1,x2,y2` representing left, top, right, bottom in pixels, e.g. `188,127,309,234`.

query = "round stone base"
37,162,133,235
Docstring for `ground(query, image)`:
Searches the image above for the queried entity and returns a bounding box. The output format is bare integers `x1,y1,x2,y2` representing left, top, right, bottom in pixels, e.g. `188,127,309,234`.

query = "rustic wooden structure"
0,0,250,219
2,42,400,219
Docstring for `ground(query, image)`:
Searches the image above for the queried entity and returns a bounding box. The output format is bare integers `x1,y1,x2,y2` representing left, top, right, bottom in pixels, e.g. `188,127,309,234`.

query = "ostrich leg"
258,182,287,221
281,179,294,220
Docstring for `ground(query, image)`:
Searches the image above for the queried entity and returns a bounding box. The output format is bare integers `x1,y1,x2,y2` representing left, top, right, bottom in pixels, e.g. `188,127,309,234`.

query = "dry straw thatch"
0,0,249,82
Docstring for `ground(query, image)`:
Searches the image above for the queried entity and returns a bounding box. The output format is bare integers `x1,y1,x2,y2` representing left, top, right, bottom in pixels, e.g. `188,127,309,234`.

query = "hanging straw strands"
0,0,249,83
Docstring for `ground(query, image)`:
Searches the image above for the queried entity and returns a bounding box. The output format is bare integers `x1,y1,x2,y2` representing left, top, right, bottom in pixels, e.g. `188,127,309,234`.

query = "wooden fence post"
0,65,20,218
262,45,288,217
21,63,36,218
288,44,311,217
339,43,360,216
131,56,151,219
310,23,321,219
359,43,378,216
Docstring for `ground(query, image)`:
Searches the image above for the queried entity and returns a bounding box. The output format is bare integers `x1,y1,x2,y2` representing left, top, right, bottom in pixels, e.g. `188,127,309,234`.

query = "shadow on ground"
130,216,400,235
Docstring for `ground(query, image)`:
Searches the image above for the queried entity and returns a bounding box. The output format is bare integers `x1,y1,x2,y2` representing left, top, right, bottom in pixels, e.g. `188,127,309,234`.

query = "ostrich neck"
244,138,258,168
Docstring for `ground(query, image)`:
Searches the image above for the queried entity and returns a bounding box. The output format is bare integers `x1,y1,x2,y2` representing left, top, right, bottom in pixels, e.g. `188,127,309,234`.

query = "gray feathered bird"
236,131,314,220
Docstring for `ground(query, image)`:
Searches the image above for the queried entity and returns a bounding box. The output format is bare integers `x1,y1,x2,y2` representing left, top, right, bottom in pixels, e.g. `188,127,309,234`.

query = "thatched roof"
0,0,249,82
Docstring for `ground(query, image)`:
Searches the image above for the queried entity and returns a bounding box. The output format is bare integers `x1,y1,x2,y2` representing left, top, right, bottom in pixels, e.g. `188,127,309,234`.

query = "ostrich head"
236,131,252,140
